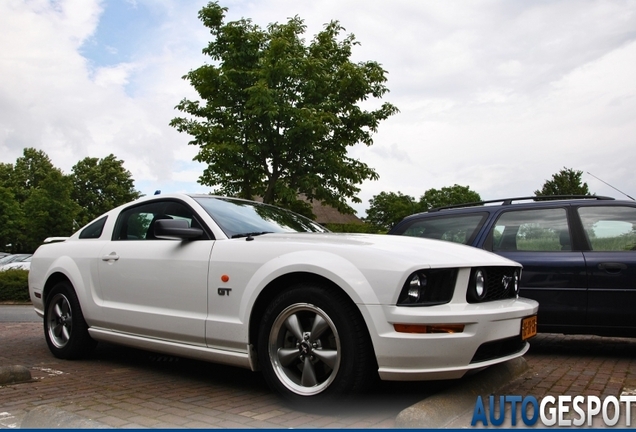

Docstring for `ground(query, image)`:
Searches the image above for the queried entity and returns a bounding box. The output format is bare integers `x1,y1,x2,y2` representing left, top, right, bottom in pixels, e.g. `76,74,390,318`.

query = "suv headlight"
397,269,458,306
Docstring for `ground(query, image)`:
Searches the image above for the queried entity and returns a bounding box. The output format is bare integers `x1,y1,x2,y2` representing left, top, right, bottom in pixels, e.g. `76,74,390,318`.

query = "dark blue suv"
389,196,636,337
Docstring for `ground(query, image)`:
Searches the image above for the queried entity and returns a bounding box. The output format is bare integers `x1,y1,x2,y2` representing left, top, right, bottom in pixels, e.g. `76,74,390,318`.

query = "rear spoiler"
43,237,69,244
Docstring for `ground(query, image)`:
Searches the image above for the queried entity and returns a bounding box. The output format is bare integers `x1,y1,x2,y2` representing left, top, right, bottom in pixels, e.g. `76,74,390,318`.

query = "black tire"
258,283,376,404
43,281,97,359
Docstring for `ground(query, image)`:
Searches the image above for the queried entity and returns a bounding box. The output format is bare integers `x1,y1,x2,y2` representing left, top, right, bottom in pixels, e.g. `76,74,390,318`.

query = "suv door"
485,207,588,332
577,205,636,335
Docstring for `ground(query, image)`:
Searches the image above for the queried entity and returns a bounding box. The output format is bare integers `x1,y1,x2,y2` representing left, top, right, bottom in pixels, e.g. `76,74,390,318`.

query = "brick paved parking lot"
0,320,444,428
2,312,636,428
447,333,636,428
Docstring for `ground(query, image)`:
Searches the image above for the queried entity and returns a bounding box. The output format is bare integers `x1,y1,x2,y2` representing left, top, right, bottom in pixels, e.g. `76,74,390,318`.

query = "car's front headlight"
397,269,458,306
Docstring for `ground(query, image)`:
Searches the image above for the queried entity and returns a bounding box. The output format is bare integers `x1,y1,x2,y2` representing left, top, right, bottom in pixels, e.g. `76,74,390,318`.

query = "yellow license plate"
521,315,537,340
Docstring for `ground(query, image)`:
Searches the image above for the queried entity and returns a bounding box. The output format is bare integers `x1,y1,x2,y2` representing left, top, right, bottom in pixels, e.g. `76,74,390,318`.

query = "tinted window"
491,208,570,252
114,201,205,241
79,216,107,239
396,213,488,245
578,206,636,251
193,197,326,238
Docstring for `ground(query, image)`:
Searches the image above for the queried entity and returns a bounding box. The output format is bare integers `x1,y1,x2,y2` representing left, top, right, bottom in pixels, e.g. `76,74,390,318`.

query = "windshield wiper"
231,231,273,239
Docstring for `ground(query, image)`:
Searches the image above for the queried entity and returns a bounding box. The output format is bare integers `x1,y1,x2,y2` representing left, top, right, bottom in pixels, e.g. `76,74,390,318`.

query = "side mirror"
153,219,204,240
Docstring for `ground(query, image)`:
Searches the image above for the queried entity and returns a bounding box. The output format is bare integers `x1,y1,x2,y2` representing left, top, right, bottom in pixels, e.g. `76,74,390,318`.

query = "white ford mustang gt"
29,193,538,402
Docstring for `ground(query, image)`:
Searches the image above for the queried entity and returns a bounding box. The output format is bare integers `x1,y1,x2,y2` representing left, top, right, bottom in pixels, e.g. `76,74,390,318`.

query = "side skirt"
88,327,253,370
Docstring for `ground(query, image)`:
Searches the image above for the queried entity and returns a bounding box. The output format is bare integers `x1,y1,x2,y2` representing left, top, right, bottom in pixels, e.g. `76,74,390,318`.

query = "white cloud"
1,0,635,213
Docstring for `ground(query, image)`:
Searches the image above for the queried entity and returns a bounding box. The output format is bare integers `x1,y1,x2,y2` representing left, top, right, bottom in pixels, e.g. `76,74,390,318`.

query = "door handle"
597,262,627,273
102,253,120,262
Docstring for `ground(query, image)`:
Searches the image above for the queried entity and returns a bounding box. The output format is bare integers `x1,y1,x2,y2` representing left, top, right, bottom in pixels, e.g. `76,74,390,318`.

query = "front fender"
204,246,381,350
238,250,380,322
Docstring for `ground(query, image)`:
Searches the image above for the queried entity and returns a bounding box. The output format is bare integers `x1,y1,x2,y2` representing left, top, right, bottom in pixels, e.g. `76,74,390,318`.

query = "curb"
395,356,529,428
20,405,112,429
0,365,31,385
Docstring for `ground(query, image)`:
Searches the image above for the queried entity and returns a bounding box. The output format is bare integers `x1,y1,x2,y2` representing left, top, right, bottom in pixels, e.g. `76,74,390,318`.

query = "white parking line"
0,411,19,429
30,367,65,377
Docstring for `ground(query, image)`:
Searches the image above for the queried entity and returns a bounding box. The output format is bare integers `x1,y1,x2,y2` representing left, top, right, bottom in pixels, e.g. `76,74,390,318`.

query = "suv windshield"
193,197,327,238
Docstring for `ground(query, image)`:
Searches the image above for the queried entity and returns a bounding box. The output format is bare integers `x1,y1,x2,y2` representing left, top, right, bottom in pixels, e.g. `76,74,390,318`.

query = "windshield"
0,254,29,265
193,197,328,238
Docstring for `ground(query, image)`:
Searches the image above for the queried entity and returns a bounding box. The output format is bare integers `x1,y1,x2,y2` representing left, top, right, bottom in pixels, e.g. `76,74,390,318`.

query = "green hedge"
0,269,30,302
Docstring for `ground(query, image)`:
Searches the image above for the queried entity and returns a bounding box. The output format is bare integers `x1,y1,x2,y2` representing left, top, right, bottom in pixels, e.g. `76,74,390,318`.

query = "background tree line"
365,168,591,231
364,185,482,231
0,148,140,253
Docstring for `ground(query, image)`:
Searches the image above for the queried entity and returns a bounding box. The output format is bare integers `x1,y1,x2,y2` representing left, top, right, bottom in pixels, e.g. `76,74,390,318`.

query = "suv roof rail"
428,195,615,212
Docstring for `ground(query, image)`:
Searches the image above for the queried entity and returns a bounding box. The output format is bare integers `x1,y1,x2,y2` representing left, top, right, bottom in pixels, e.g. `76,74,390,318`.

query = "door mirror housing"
153,219,203,240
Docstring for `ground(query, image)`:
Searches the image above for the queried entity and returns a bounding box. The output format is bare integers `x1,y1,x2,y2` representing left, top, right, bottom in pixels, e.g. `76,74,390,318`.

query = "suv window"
578,206,636,251
490,208,570,252
396,213,487,245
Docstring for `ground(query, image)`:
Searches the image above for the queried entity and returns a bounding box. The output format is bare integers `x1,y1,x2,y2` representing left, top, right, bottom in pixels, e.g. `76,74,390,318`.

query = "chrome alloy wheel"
46,293,73,349
268,303,341,396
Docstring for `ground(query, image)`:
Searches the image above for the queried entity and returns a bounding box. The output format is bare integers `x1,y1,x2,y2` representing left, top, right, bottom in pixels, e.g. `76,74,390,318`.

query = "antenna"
586,172,635,201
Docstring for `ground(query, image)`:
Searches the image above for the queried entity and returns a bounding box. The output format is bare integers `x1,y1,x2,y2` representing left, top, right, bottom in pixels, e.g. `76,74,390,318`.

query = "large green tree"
0,163,13,186
0,186,23,252
21,171,80,252
419,184,481,211
71,154,141,226
0,148,64,252
170,2,398,216
365,191,418,231
535,167,590,197
0,149,139,252
2,148,60,203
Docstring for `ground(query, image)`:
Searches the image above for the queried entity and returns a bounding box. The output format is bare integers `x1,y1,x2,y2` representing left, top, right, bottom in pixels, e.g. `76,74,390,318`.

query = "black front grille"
470,336,526,363
467,266,519,303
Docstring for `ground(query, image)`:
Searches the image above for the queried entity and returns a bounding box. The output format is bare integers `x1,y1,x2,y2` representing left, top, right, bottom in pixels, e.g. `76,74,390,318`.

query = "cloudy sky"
1,0,635,216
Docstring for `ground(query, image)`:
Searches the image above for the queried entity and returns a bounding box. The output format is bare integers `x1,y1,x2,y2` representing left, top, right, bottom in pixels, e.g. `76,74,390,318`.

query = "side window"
578,206,636,251
113,200,204,241
79,216,107,239
399,213,488,245
491,208,570,252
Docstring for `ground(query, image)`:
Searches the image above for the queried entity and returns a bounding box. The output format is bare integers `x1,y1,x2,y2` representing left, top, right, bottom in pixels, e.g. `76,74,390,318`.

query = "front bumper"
363,297,539,381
